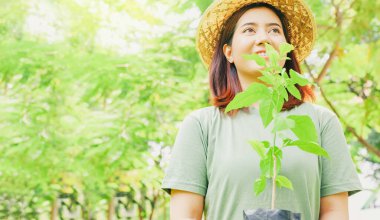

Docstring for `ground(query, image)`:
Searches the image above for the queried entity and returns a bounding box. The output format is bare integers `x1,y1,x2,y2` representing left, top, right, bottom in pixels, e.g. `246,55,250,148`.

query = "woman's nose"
254,30,269,46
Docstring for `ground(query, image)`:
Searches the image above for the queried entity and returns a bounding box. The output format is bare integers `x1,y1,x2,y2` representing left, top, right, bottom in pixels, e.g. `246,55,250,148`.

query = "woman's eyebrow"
240,22,282,28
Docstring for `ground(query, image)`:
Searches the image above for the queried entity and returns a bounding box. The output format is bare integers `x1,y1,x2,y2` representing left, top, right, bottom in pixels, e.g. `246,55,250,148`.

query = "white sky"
23,0,201,54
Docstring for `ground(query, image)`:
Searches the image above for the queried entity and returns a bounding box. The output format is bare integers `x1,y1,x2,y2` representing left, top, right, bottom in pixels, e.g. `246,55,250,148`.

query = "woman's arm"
319,192,348,220
170,189,204,220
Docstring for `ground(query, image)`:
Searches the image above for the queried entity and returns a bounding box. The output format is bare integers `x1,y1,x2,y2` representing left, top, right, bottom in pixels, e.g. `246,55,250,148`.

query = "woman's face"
223,7,287,82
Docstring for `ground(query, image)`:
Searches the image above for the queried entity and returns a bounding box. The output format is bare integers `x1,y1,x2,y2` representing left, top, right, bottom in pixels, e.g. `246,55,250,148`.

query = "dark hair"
209,2,315,116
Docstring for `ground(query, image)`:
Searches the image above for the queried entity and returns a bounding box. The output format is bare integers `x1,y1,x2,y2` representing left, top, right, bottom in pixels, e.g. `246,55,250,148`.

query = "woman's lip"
256,53,268,58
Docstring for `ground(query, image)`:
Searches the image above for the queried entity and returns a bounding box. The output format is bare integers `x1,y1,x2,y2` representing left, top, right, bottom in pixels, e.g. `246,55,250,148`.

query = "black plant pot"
243,208,301,220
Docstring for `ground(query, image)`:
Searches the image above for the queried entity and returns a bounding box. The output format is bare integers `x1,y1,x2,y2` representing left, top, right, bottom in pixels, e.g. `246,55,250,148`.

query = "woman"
162,0,362,219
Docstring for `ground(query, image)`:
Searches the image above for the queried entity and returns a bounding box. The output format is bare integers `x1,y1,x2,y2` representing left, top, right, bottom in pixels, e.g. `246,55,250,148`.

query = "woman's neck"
239,75,271,91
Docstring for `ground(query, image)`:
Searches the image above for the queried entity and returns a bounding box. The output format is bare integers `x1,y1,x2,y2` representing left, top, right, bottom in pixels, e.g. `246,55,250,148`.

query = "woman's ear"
223,44,234,63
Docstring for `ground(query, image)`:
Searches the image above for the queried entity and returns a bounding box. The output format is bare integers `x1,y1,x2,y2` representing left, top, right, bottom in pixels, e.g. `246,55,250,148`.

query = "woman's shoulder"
177,106,221,141
295,102,339,127
184,106,222,123
299,102,336,118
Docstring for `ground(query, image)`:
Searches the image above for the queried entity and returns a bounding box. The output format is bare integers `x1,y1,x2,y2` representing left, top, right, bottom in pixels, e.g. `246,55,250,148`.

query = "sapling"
225,43,330,210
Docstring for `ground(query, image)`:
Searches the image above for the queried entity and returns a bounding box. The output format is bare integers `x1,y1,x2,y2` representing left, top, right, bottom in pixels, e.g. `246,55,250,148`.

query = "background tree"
0,0,378,219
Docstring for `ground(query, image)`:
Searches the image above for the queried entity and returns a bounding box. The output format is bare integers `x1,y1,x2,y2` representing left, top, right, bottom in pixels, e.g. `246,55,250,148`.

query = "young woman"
162,0,362,219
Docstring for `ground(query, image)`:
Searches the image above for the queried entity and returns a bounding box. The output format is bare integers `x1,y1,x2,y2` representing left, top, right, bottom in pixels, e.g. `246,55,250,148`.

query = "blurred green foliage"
0,0,379,219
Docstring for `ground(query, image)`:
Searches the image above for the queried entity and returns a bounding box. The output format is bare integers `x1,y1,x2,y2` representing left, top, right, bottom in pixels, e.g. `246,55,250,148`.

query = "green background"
0,0,379,219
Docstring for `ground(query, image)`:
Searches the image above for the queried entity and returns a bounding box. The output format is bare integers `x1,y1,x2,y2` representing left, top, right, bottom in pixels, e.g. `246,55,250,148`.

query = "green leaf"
282,138,292,146
276,175,293,190
259,99,274,127
279,42,294,57
273,90,284,113
278,86,288,101
289,69,309,86
253,175,266,196
225,83,271,113
243,53,266,67
286,140,330,158
281,68,289,79
272,115,295,132
265,43,280,67
259,90,284,127
287,115,318,142
271,65,283,74
249,140,267,159
271,146,283,160
261,147,282,178
262,141,270,148
260,157,271,178
286,83,301,100
258,74,274,85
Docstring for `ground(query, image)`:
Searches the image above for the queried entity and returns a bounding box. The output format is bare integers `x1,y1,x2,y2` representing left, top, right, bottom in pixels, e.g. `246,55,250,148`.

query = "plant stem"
271,132,277,210
271,92,280,210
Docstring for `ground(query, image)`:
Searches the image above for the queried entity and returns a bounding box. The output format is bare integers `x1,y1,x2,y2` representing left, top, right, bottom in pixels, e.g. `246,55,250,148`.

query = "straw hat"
196,0,316,67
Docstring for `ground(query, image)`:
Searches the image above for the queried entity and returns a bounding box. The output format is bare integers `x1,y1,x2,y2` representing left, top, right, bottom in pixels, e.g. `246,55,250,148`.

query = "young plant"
225,43,330,210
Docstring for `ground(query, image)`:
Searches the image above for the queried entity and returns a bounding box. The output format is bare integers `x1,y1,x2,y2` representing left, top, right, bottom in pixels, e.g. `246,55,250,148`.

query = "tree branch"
318,83,380,158
304,60,316,81
315,1,344,84
315,42,340,84
303,61,380,159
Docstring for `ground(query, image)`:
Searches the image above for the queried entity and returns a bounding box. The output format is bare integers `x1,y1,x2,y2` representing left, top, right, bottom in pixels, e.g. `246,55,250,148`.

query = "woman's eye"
269,28,281,34
243,28,255,33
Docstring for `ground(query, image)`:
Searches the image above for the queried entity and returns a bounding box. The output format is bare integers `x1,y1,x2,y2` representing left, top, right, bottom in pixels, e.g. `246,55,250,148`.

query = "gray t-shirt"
162,102,362,220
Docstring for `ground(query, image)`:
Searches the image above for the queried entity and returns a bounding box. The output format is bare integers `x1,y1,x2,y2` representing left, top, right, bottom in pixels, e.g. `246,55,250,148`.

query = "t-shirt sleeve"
161,113,208,196
320,114,363,197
